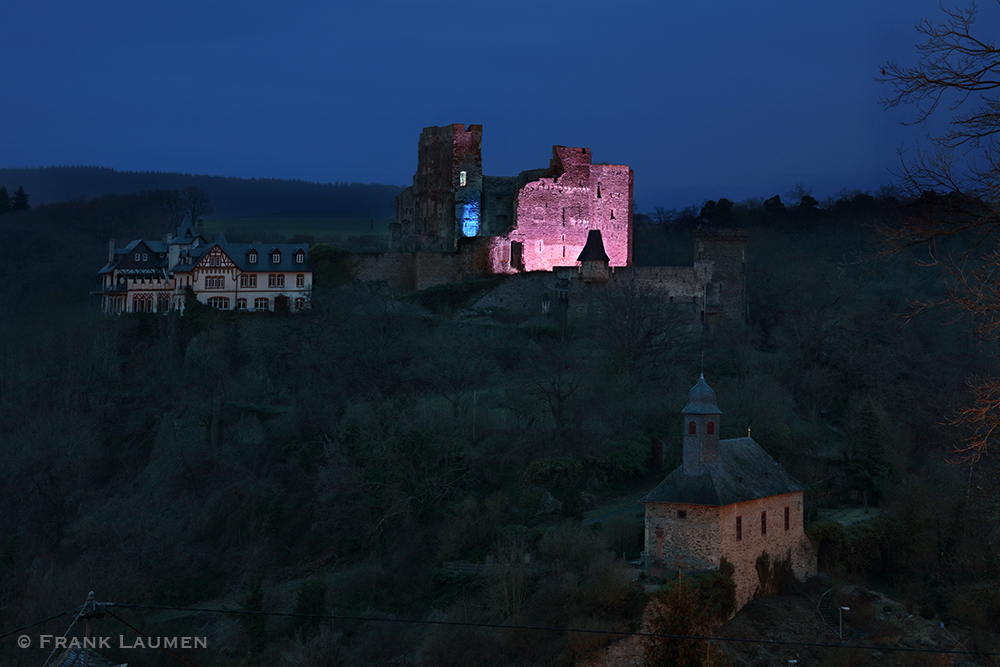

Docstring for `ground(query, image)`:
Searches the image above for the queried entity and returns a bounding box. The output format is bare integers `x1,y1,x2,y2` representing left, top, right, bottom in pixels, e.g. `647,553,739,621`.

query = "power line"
0,608,79,641
112,602,1000,657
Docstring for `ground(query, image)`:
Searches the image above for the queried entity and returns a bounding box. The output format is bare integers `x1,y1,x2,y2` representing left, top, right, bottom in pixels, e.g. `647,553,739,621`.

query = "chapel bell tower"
682,374,722,475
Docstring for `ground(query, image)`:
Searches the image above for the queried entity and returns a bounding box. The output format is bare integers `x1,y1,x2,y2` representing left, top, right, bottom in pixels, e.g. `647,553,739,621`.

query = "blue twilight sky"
3,0,988,210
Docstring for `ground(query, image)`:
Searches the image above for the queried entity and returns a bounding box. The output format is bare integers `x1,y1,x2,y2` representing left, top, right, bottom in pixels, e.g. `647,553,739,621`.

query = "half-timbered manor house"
96,221,312,314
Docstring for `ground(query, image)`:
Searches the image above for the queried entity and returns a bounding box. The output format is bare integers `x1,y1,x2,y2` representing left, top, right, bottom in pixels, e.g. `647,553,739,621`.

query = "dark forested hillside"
0,166,403,218
1,191,997,666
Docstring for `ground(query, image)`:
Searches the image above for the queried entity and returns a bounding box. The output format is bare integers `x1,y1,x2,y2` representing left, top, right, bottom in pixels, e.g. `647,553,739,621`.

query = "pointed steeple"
682,374,722,475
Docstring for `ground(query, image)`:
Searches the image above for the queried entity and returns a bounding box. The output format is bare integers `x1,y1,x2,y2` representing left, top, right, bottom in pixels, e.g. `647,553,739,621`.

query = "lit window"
296,274,304,287
254,297,269,311
460,170,467,187
249,253,257,264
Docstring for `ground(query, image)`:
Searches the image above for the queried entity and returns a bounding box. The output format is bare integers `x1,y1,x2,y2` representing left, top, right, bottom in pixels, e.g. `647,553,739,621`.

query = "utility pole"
79,591,106,667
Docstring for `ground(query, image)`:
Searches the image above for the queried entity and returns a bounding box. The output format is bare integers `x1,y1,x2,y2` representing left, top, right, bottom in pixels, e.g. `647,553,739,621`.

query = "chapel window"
688,422,697,435
736,516,742,541
707,422,715,435
761,512,767,536
784,506,790,531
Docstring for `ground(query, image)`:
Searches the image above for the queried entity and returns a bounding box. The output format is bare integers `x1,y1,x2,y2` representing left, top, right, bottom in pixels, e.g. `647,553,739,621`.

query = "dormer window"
135,253,141,261
272,252,281,264
295,250,305,264
142,253,148,262
249,252,257,264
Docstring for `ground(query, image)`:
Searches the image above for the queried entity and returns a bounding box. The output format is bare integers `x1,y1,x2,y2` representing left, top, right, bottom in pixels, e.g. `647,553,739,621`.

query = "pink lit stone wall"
502,147,632,272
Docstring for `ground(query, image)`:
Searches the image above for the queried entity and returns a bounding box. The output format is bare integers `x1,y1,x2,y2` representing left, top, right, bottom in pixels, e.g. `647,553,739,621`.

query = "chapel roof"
683,373,721,415
642,437,804,506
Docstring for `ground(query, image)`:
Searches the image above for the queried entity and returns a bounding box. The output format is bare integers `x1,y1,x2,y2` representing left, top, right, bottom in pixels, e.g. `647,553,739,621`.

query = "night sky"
5,0,981,210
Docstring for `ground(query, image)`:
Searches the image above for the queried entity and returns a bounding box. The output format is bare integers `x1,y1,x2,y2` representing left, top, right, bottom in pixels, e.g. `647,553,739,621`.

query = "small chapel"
642,375,816,608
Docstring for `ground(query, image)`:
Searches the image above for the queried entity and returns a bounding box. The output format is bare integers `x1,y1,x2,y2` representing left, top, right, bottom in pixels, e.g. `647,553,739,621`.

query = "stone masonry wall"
503,146,632,272
644,503,720,572
718,492,815,608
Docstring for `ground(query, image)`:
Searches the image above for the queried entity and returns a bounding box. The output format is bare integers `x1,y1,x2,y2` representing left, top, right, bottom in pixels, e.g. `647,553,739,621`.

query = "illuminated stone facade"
643,377,816,610
391,124,632,272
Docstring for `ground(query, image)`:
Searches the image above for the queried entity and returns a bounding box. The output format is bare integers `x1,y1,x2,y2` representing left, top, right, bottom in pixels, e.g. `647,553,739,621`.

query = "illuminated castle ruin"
356,124,747,326
391,124,632,271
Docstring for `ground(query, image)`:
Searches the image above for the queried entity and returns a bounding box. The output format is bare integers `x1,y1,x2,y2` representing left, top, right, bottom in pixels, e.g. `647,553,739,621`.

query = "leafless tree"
879,2,1000,460
181,185,214,230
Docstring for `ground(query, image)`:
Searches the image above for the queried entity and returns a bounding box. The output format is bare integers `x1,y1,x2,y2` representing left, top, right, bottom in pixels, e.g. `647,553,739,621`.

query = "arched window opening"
688,421,697,435
707,422,715,435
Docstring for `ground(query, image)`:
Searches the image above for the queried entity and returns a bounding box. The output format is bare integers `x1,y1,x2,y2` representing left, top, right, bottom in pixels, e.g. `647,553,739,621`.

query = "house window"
677,510,687,519
209,255,220,267
135,253,141,261
294,297,306,311
142,253,148,262
460,170,467,187
688,422,696,435
736,516,742,541
207,297,229,310
268,274,284,288
296,274,304,287
240,274,257,288
254,297,269,311
205,275,224,289
249,252,257,264
295,252,305,264
272,252,280,263
784,506,790,531
761,511,767,535
237,298,247,311
707,422,715,435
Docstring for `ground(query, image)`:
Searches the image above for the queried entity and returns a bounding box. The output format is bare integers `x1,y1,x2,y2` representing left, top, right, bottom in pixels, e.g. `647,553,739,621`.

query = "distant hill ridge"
0,166,404,219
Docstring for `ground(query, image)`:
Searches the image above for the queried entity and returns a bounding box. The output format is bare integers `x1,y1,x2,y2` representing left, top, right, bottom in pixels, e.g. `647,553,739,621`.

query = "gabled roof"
170,220,204,244
643,437,804,506
171,242,311,273
577,229,610,262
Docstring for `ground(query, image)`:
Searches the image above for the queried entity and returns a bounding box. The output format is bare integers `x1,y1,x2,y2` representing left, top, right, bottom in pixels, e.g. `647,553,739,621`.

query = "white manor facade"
97,221,312,314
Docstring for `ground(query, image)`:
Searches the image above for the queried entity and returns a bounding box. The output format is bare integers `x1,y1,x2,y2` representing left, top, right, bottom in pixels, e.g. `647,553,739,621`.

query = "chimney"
108,239,115,264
